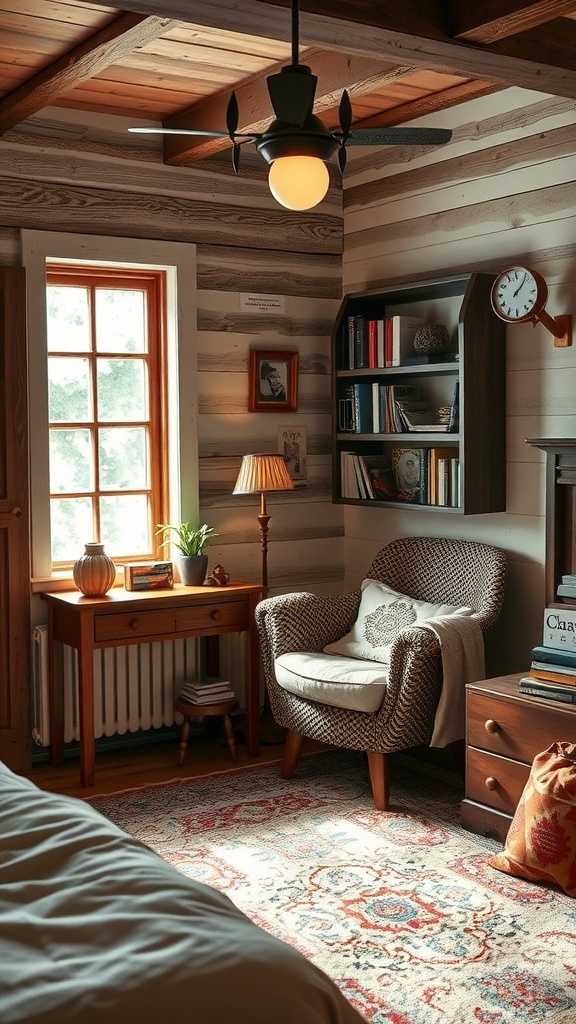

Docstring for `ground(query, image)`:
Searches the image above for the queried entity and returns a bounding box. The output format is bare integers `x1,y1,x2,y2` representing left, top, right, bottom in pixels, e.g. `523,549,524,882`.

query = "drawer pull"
210,609,221,621
484,776,498,791
484,719,500,735
129,618,139,630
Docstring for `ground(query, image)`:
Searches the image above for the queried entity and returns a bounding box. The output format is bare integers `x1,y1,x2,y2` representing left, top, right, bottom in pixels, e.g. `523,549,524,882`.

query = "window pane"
98,427,148,490
95,289,147,353
47,286,91,352
48,357,92,423
51,497,93,562
100,494,150,555
97,358,147,421
49,429,93,494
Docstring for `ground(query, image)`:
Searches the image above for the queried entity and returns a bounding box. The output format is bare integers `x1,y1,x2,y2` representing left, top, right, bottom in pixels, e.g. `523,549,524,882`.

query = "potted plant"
156,522,216,586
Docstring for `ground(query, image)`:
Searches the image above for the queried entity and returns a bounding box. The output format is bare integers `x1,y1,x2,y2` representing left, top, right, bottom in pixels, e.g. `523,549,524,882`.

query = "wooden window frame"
46,264,168,569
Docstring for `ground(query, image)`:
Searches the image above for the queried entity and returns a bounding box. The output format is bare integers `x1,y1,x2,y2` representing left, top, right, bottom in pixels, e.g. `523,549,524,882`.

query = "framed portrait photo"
249,349,298,412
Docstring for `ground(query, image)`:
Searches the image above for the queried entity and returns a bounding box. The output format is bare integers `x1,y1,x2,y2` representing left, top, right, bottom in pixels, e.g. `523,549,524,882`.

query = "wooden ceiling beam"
87,0,576,99
164,52,415,164
452,2,576,44
349,80,504,130
0,12,176,133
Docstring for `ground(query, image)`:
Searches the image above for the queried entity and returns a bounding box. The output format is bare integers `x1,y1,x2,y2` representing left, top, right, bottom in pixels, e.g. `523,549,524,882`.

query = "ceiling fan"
129,0,452,211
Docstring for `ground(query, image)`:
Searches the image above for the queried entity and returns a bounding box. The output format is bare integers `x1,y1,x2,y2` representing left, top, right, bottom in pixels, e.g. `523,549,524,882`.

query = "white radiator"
32,625,199,746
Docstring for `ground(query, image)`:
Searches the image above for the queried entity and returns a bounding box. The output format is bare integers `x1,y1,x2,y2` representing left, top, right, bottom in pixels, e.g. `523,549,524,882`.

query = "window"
46,266,167,567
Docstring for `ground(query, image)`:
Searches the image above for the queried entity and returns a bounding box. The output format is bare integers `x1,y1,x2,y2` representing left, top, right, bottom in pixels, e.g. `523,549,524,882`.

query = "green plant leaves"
155,521,217,557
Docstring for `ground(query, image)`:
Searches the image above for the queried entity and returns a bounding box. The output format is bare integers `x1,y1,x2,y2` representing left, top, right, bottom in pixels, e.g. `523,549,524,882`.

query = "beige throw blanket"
420,614,485,747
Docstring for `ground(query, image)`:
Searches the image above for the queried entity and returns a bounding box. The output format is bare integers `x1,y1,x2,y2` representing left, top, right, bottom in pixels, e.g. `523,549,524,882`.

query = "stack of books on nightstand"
519,606,576,703
179,679,235,705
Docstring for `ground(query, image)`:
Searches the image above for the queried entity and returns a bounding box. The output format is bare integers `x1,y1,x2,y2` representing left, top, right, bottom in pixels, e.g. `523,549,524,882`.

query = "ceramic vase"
73,542,116,597
179,554,208,586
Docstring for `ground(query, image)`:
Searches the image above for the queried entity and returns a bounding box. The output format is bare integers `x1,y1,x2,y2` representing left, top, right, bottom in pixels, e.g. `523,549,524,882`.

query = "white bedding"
0,764,364,1024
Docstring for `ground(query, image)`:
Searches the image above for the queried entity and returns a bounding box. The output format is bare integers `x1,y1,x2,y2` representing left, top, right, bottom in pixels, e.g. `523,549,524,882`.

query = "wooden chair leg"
178,718,191,766
223,714,237,761
281,730,304,779
367,751,390,810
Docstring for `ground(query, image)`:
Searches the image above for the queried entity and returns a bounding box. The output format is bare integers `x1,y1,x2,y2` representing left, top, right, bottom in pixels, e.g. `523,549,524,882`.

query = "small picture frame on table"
249,349,298,412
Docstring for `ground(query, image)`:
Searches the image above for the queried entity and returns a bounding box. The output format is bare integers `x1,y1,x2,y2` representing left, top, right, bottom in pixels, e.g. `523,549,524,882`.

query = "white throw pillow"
324,578,472,664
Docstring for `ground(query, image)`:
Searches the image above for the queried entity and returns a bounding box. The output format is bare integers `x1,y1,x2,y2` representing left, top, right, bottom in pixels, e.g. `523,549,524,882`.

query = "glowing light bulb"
268,156,329,211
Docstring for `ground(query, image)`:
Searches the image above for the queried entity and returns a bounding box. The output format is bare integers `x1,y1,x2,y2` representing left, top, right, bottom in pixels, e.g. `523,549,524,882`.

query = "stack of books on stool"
179,679,235,706
520,646,576,705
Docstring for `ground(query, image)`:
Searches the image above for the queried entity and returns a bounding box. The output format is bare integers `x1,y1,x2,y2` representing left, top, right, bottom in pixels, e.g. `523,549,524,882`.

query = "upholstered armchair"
256,537,506,809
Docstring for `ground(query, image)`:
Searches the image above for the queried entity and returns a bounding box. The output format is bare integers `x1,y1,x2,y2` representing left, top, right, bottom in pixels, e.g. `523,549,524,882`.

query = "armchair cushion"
275,652,388,714
324,578,472,665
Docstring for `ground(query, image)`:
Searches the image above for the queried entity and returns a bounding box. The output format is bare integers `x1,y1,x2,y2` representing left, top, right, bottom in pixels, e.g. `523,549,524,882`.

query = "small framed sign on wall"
249,349,298,412
278,425,307,485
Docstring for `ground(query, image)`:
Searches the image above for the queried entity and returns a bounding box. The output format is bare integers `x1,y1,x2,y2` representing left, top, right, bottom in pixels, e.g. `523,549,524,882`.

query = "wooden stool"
176,700,237,766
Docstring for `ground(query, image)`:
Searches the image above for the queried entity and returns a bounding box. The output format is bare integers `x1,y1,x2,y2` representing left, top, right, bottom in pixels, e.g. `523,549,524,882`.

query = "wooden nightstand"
461,673,576,841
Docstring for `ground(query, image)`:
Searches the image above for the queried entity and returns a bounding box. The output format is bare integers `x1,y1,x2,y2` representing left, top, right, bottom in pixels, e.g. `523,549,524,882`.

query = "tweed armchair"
256,537,506,809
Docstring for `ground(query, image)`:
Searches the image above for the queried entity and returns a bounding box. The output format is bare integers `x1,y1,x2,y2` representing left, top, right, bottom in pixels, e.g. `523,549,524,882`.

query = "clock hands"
513,272,527,298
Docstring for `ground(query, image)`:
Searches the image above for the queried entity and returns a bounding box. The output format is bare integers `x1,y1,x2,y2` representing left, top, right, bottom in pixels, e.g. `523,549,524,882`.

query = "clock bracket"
534,309,572,349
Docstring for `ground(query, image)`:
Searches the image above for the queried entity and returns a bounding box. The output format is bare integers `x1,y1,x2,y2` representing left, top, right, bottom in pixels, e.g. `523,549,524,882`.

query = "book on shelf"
557,584,576,599
561,573,576,585
340,445,461,507
179,679,235,705
531,645,576,669
340,451,374,499
340,314,426,369
428,447,460,508
526,668,576,687
519,678,576,704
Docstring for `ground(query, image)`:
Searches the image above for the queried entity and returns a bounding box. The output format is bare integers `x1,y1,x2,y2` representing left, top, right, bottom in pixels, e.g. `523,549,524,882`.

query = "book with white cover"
391,316,424,366
543,606,576,653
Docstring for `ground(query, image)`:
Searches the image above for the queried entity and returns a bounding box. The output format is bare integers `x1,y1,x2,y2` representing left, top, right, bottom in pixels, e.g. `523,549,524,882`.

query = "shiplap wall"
0,107,343,597
344,86,576,673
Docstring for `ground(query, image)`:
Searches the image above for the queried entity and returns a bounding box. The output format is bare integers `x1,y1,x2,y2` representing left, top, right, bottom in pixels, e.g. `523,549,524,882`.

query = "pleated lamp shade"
233,453,294,494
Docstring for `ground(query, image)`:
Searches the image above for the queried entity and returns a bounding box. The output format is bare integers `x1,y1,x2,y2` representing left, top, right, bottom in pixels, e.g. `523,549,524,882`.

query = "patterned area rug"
91,752,576,1023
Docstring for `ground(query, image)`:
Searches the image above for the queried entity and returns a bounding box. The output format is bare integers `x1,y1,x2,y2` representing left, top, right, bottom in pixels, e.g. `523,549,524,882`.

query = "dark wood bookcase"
527,438,576,606
331,273,506,515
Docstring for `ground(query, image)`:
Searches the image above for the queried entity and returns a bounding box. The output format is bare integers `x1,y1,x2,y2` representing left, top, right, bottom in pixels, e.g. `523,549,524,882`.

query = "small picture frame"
249,349,298,412
278,425,307,486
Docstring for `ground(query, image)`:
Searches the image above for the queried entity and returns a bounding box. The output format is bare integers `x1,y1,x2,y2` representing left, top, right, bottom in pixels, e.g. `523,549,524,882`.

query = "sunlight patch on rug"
91,753,576,1024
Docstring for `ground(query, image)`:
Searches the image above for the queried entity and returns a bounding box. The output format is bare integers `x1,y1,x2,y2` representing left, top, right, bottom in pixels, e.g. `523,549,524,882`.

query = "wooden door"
0,268,30,770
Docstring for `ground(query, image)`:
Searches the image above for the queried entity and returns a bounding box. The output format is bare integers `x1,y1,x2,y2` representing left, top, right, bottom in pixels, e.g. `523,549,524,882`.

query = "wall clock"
490,265,572,347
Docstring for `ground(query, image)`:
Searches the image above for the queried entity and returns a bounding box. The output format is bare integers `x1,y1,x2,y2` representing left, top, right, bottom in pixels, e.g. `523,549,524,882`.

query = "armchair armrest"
375,625,443,744
255,590,360,660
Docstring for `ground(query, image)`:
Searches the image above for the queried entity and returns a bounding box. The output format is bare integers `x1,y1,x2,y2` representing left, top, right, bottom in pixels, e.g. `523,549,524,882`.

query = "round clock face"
491,266,542,322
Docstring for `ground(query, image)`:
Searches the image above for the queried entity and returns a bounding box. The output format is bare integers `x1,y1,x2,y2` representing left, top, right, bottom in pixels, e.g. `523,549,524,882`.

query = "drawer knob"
210,609,221,621
129,618,139,629
484,719,500,735
484,776,498,791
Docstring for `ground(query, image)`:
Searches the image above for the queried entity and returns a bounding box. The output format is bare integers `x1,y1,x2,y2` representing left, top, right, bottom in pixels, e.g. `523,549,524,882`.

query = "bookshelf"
332,273,506,514
527,438,576,607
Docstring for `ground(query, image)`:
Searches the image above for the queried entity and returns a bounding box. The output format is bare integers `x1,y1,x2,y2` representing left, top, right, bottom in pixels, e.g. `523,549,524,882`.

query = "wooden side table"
176,699,237,765
43,582,262,787
462,673,576,841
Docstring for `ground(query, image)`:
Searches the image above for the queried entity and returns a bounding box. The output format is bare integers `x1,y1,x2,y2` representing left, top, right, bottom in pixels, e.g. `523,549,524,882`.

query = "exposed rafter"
350,80,503,130
163,52,415,164
0,12,176,134
86,0,576,99
452,1,576,44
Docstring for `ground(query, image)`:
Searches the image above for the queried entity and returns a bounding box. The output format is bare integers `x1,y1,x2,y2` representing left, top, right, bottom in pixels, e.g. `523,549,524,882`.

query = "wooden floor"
28,735,326,799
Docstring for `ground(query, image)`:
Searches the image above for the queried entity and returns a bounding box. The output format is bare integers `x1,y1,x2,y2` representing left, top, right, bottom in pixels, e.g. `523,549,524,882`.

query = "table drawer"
175,601,248,633
94,609,175,643
467,689,576,764
466,747,529,816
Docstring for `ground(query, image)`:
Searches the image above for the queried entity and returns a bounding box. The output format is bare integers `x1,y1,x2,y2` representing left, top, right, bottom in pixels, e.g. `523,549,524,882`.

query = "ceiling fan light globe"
268,156,329,210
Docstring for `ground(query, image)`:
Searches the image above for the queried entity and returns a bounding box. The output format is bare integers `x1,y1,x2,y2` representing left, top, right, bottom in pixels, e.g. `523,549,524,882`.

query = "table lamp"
233,453,294,592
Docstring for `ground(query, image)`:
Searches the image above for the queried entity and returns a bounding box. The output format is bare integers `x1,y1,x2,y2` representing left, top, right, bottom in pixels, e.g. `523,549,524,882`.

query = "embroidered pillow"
324,578,472,664
489,742,576,897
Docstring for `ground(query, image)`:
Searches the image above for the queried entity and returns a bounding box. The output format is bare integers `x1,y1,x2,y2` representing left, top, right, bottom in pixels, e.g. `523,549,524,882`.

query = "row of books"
557,572,576,600
179,679,235,706
519,607,576,703
341,315,425,370
340,448,461,507
337,381,459,435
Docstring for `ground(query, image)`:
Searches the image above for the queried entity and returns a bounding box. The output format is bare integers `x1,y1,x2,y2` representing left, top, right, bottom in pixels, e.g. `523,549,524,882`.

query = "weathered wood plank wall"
1,107,344,596
343,85,576,673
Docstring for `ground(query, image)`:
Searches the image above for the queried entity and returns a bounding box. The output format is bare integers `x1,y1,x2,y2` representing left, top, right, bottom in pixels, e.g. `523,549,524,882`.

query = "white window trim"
23,230,198,583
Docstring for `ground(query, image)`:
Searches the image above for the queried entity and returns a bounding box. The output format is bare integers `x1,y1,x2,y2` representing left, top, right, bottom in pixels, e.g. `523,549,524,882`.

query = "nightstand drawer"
466,747,529,815
467,689,575,764
94,610,175,643
174,601,248,633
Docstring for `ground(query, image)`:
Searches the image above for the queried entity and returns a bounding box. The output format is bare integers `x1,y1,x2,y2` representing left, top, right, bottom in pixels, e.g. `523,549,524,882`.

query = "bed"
0,763,364,1024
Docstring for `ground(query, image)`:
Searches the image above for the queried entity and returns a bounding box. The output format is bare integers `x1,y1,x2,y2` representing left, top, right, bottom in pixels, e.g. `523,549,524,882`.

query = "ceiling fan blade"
346,127,452,146
266,66,317,126
226,91,239,137
339,90,352,138
232,142,241,175
128,127,231,137
338,145,347,174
